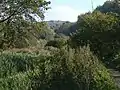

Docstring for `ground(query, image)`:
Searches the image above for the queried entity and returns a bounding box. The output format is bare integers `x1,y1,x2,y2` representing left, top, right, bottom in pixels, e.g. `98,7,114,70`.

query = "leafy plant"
0,47,118,90
71,11,120,63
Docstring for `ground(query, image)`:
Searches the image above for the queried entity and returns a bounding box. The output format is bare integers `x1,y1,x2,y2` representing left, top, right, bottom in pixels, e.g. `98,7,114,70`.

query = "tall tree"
96,0,120,14
0,0,50,23
0,0,50,49
70,11,120,63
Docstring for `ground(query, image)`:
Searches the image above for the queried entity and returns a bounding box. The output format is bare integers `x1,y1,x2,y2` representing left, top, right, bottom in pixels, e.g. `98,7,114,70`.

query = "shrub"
0,52,45,78
0,47,118,90
45,38,66,48
67,47,117,90
70,11,120,63
0,69,40,90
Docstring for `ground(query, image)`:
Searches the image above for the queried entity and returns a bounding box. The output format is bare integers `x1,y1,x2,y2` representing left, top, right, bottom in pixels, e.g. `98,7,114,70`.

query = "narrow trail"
109,69,120,88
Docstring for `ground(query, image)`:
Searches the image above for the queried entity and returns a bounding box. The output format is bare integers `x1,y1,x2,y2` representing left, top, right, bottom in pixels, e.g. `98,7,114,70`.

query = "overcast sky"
45,0,107,22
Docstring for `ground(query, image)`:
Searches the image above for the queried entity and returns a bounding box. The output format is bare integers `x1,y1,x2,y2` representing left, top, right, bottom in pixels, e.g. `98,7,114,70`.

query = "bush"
0,47,118,90
45,38,66,48
0,69,40,90
70,11,120,63
0,52,49,90
0,52,45,78
67,47,117,90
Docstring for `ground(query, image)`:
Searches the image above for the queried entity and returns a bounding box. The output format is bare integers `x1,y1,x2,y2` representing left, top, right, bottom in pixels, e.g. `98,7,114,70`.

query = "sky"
45,0,107,22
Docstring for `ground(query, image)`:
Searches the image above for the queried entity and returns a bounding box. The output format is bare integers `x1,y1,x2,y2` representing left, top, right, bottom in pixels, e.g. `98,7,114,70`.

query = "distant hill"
46,20,67,30
46,20,77,36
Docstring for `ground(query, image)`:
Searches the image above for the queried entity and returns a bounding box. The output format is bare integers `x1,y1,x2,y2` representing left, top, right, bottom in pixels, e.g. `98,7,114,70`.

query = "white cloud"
45,5,85,22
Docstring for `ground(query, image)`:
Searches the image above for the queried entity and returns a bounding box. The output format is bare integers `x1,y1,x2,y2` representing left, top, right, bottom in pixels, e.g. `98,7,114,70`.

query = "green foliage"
38,22,55,40
47,20,77,36
67,47,117,90
0,69,41,90
0,19,28,48
55,21,76,36
0,47,118,90
0,52,47,90
0,21,53,48
0,0,50,49
0,52,41,78
0,0,50,23
71,11,120,63
96,0,120,14
45,38,67,48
